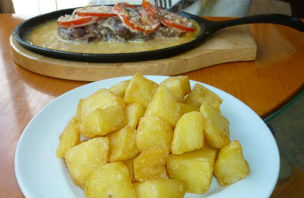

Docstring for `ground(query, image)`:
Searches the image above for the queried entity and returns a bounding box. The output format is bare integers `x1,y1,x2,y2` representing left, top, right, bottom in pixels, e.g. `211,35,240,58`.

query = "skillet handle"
204,14,304,34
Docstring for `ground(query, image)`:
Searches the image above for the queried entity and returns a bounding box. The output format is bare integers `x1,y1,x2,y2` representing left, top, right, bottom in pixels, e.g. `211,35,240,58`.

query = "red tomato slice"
113,2,160,33
160,10,196,32
161,16,196,32
141,0,159,18
142,0,196,32
75,6,117,18
113,2,137,13
57,15,96,28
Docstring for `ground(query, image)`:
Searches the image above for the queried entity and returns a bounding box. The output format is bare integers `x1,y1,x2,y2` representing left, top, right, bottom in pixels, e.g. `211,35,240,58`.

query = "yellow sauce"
27,20,200,54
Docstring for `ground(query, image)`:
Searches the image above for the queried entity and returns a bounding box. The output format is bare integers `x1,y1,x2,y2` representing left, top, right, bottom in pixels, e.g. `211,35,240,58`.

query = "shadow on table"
265,88,304,197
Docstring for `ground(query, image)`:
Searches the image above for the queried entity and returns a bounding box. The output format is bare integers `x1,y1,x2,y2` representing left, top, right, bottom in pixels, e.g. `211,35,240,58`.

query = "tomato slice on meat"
113,2,160,33
75,6,117,18
142,0,196,32
57,15,96,28
113,2,137,13
160,10,196,32
141,0,159,18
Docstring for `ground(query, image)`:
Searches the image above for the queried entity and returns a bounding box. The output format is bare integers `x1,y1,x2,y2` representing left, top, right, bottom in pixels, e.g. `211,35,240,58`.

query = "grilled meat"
155,26,186,38
96,16,134,41
57,24,98,41
57,4,194,42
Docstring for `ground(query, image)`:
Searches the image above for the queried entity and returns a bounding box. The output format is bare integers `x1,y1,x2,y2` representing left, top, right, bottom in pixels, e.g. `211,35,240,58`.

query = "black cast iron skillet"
13,7,304,63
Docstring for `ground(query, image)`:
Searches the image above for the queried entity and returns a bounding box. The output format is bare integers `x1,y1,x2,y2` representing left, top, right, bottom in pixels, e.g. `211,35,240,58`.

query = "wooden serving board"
10,26,257,81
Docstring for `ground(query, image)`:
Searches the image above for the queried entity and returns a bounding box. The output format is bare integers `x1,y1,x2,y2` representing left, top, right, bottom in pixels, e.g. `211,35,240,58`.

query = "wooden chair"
280,0,304,17
0,0,15,13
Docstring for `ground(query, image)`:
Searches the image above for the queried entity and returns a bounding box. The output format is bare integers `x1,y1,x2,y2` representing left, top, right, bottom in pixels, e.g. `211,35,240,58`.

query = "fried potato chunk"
171,111,204,154
200,102,230,148
185,83,222,109
134,147,169,182
109,126,138,162
135,179,185,198
124,73,158,107
56,118,80,158
78,88,126,121
77,89,127,137
85,162,136,198
167,146,217,194
76,99,84,121
160,76,191,102
144,86,182,127
109,80,130,98
215,140,250,186
79,105,126,138
65,137,109,188
180,103,199,115
126,103,145,128
136,116,173,152
123,157,137,182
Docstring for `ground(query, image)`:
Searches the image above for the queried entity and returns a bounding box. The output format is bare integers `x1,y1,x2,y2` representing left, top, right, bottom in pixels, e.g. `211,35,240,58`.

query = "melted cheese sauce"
27,20,200,54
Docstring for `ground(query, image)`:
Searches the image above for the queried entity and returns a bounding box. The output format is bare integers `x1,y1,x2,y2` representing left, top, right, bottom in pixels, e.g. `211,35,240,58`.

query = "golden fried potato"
171,111,204,154
215,140,250,186
109,126,138,162
200,102,230,148
78,88,126,121
124,73,158,107
76,89,127,137
58,73,252,198
135,179,185,198
160,76,191,102
56,118,80,158
180,103,199,115
85,162,136,198
185,83,222,109
76,99,84,122
144,86,182,127
136,116,173,152
126,103,145,128
65,137,109,188
167,146,217,194
79,105,126,138
123,157,137,182
109,80,130,98
134,147,169,182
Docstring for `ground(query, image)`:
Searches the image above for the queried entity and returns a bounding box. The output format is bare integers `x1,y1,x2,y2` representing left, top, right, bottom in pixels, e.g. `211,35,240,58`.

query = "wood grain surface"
10,26,257,81
271,167,304,198
0,14,304,197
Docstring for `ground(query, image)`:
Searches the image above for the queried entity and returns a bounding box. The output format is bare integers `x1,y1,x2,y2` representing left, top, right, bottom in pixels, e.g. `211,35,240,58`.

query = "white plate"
15,76,280,198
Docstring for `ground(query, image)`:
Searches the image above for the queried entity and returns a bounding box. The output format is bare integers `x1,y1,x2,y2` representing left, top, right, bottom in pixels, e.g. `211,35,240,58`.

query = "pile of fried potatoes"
56,73,250,198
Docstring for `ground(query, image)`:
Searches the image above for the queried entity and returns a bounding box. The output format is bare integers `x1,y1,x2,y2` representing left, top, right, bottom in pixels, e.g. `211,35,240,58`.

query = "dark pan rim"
13,7,207,63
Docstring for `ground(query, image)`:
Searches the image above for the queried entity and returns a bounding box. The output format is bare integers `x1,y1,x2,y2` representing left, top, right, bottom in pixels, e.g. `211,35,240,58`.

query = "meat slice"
57,16,186,42
57,24,98,41
96,16,134,41
96,16,155,41
132,31,154,41
155,26,186,38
